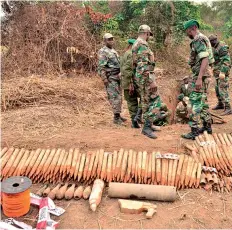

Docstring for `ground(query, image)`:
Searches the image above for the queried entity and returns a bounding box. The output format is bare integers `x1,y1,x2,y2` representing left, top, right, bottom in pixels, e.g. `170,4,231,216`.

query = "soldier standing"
98,33,126,125
209,35,232,115
120,39,142,128
132,25,160,139
182,19,214,139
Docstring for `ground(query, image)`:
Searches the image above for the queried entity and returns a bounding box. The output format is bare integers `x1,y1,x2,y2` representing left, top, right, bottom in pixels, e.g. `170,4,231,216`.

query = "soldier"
98,33,126,125
120,39,142,128
132,25,160,139
180,76,191,97
182,19,214,139
175,94,190,124
209,34,232,115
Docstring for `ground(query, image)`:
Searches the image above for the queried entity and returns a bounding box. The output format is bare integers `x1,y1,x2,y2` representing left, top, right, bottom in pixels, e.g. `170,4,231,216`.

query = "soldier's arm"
97,50,108,81
218,45,231,73
195,40,209,78
124,52,134,81
137,44,155,82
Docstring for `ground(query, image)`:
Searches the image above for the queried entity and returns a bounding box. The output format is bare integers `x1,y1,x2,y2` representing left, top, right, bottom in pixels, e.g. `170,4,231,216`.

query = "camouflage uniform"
180,83,191,97
98,46,122,114
175,97,190,124
120,48,141,120
212,41,231,104
132,37,159,124
187,32,214,129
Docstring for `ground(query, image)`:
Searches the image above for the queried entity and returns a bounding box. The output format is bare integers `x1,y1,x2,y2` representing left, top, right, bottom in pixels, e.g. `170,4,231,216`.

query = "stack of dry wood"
185,132,232,177
0,148,202,189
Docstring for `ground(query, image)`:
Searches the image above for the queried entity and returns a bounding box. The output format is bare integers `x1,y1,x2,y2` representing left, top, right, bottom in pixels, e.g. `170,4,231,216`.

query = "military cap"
103,33,114,40
138,25,153,36
183,19,200,31
127,39,136,45
183,76,189,80
208,34,217,41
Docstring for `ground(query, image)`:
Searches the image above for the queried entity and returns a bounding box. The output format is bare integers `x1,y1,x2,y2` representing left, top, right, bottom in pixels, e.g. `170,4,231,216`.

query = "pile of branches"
1,75,107,112
1,2,99,77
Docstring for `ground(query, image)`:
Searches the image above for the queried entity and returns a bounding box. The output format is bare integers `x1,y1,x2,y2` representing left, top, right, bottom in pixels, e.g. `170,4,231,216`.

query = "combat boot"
212,101,224,110
142,120,157,139
113,113,123,125
181,127,199,140
131,116,140,128
199,121,212,134
221,103,232,116
134,108,143,124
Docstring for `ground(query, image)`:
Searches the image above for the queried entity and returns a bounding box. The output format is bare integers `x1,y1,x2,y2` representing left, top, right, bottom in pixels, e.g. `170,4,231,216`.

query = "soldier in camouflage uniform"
175,94,190,124
180,76,191,97
209,34,232,115
132,25,161,139
182,20,214,140
120,39,142,128
98,33,126,125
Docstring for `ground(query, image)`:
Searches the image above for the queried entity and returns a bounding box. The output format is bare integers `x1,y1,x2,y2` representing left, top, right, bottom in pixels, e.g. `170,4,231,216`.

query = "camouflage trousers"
124,89,141,119
188,91,211,128
134,75,161,123
214,73,230,104
105,77,122,114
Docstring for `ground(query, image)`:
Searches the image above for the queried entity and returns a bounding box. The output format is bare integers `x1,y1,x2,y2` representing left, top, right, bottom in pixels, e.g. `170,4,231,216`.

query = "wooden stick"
120,150,128,181
155,152,161,185
167,159,173,186
70,148,79,178
174,154,184,187
151,151,156,184
112,150,118,180
87,151,96,180
91,150,99,179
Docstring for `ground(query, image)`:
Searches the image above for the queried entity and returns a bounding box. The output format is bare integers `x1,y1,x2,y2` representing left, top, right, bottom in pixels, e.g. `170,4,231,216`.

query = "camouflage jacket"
97,46,120,81
180,84,191,97
188,32,215,77
212,41,231,75
175,101,188,117
132,37,155,83
120,49,134,89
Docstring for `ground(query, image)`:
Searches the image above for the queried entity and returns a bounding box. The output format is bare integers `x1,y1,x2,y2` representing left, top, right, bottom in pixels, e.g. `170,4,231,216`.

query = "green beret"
128,39,136,45
183,19,199,31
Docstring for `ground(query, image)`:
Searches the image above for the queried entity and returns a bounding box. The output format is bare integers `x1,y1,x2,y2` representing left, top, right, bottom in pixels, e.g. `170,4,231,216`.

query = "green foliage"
143,1,203,46
91,1,110,14
223,16,232,39
116,0,147,35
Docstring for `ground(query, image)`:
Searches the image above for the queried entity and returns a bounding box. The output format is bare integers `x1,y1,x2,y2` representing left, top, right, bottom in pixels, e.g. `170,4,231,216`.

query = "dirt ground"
1,75,232,228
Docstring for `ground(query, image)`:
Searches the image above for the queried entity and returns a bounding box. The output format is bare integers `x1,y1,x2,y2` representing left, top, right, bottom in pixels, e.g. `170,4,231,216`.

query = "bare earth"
1,78,232,229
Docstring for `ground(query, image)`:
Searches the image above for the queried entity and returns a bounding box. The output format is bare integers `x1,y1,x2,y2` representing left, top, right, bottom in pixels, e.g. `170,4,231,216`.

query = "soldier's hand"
150,81,157,92
103,79,108,86
219,72,225,80
195,77,203,91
